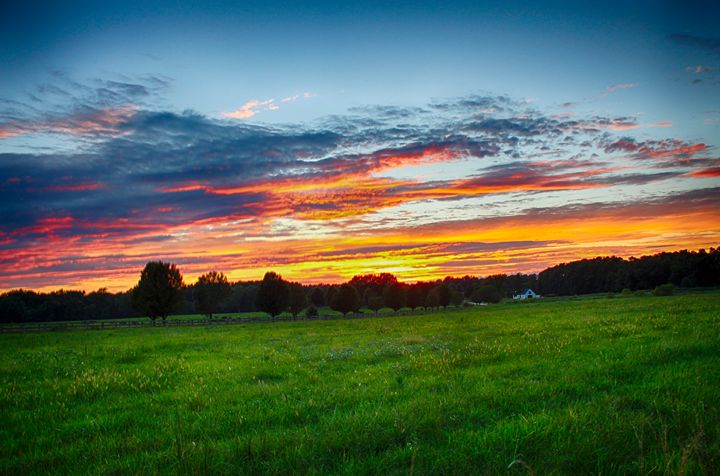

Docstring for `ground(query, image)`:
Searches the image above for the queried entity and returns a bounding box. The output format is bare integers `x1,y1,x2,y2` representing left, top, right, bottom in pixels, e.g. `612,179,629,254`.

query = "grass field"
1,293,719,475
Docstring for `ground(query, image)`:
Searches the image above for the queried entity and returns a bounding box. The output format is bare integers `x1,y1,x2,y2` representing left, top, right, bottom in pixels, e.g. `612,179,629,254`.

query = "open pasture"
1,293,719,474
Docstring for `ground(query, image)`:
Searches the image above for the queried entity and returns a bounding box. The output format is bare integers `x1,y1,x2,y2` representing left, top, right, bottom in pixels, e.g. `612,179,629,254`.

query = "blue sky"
1,0,719,290
3,1,718,125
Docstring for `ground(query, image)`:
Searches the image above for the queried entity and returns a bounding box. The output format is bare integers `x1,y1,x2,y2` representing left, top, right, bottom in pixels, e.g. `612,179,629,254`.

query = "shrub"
621,288,633,296
306,305,319,318
653,283,674,296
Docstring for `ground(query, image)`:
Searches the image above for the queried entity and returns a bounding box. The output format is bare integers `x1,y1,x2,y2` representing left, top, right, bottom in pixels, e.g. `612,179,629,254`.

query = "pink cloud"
0,106,135,139
222,92,314,119
221,98,276,119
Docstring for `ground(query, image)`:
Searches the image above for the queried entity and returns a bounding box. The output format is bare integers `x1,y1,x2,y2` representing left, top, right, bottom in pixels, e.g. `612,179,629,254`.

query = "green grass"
1,293,719,475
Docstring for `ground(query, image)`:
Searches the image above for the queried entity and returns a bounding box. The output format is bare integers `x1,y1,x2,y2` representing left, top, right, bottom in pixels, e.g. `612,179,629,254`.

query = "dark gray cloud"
670,33,720,55
1,88,712,256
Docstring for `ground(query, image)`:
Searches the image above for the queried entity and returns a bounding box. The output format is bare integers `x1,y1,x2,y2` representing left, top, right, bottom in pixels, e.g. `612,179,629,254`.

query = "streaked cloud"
222,92,313,119
1,82,718,291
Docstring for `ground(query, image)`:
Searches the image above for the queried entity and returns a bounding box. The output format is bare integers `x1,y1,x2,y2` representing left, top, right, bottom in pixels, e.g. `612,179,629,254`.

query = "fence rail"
0,307,459,334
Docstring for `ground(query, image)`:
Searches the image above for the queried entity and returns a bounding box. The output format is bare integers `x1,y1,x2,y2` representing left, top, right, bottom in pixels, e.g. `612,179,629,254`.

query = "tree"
349,273,399,296
288,282,307,318
255,272,290,318
425,287,440,309
406,285,425,310
324,286,338,309
193,271,231,318
435,283,452,307
330,284,361,316
471,284,501,304
383,283,406,311
367,295,384,315
450,286,464,307
310,287,326,307
131,261,185,323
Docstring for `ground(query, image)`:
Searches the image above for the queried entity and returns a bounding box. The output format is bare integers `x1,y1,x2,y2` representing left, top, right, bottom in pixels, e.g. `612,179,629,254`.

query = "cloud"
670,33,720,55
688,167,720,178
1,87,719,290
687,65,714,74
222,92,313,119
0,106,135,139
606,83,638,92
0,73,170,140
222,98,276,119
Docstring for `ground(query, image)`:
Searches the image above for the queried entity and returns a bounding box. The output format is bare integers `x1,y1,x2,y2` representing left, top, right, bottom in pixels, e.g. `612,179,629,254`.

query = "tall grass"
0,293,718,474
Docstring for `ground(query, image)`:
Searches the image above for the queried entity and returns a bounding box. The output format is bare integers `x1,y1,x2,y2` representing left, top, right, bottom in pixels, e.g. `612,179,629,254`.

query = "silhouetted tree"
324,286,338,308
367,295,384,314
471,284,501,303
193,271,231,318
255,272,290,318
131,261,185,322
288,282,307,318
349,273,399,297
383,283,406,311
310,287,325,307
425,287,440,309
450,286,464,307
330,284,361,316
434,282,452,307
406,284,425,310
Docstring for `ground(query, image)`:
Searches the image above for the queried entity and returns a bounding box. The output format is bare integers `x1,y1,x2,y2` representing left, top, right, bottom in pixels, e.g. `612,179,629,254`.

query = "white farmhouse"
512,288,540,300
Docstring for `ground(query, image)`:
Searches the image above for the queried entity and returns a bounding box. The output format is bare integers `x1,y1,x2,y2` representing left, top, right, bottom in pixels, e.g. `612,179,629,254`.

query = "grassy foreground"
1,294,719,475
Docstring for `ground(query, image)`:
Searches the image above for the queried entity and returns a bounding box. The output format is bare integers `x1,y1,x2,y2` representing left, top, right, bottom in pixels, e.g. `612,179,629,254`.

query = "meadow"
1,293,719,475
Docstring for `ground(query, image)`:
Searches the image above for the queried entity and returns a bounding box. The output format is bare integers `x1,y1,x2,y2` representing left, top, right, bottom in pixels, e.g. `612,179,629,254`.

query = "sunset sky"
1,0,719,292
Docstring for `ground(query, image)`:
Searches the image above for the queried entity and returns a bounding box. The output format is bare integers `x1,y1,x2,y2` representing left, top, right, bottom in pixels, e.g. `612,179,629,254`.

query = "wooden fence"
0,307,458,333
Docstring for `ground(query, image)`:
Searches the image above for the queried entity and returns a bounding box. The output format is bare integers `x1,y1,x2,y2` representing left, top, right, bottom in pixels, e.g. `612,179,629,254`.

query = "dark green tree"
383,283,406,311
330,284,361,316
367,295,384,315
310,287,326,307
435,283,452,307
425,287,440,309
450,286,464,307
131,261,185,323
406,285,425,310
193,271,231,318
471,284,502,304
255,272,290,318
288,282,308,318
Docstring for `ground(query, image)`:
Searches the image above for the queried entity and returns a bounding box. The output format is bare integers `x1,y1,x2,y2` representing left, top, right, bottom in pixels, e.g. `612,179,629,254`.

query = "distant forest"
1,247,718,323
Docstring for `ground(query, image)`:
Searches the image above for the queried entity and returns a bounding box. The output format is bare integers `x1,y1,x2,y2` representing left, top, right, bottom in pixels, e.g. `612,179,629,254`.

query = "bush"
621,288,633,296
306,305,318,318
633,290,646,297
653,283,674,296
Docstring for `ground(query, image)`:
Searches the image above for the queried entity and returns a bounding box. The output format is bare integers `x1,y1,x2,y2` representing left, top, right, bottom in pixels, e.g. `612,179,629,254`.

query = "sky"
1,0,719,292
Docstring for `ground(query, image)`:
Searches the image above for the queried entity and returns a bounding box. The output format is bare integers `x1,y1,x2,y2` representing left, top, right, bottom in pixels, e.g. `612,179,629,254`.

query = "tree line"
1,247,718,323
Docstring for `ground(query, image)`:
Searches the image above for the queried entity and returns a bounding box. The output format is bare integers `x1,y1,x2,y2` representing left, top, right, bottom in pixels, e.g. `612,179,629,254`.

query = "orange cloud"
688,167,720,178
5,189,717,293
